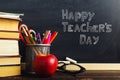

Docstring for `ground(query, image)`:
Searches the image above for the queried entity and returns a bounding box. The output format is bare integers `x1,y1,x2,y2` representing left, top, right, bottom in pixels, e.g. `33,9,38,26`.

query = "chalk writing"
62,9,95,22
61,9,112,45
62,22,112,33
80,34,99,45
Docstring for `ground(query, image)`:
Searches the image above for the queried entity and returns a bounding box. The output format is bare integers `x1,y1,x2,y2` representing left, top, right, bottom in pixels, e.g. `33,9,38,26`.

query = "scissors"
28,29,37,43
19,24,37,44
19,24,29,43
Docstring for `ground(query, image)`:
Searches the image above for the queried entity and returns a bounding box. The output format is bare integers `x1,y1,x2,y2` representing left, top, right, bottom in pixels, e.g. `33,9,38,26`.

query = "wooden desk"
1,70,120,80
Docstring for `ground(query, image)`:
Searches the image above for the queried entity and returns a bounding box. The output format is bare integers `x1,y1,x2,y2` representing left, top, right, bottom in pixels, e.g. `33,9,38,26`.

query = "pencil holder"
25,44,50,73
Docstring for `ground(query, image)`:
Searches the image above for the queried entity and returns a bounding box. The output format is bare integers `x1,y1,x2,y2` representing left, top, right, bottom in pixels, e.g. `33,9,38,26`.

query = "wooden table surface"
1,70,120,80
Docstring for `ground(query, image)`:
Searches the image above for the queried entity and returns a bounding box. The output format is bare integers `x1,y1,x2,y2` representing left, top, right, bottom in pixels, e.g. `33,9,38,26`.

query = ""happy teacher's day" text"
61,9,112,45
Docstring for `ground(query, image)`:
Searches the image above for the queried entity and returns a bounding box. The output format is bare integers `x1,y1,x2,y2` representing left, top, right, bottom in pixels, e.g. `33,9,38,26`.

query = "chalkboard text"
61,9,112,45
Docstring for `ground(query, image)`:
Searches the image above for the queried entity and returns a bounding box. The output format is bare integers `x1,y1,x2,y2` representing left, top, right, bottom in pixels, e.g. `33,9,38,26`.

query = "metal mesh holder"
25,44,50,73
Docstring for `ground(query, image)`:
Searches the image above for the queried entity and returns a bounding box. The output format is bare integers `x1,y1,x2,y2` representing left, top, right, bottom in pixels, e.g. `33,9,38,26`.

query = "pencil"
50,31,58,44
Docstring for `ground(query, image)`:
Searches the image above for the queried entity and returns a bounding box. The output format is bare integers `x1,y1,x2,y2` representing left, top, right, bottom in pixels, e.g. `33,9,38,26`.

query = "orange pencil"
50,31,58,44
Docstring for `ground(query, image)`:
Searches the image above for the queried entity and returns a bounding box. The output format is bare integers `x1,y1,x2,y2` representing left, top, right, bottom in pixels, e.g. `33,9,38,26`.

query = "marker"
50,31,58,44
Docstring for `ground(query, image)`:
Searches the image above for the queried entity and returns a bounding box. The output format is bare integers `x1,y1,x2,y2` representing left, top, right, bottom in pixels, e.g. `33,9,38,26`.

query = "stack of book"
0,12,23,77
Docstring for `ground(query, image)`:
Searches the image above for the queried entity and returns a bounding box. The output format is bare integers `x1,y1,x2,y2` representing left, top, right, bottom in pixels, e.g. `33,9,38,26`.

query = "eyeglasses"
57,62,86,74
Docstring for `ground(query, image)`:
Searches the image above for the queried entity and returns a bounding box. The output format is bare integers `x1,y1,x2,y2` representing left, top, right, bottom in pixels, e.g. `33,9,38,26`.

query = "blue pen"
36,33,42,44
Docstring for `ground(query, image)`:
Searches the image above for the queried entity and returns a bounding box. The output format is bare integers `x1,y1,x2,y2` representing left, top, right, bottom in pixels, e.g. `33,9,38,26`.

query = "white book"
0,39,19,56
0,12,24,21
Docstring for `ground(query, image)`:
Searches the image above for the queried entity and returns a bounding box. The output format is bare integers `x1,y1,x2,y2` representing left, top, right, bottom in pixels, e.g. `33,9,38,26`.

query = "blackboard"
0,0,120,63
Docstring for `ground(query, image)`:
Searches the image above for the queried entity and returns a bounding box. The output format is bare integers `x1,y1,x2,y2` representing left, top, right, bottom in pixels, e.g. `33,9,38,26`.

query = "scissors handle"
28,29,37,43
19,24,29,43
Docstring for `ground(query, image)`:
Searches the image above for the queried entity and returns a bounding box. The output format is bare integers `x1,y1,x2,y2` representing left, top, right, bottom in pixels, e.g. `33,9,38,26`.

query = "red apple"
33,54,58,77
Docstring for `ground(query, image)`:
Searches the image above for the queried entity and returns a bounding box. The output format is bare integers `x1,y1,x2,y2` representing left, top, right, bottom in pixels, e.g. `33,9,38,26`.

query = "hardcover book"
0,12,23,31
0,30,19,39
0,64,21,77
0,56,21,65
0,39,19,56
